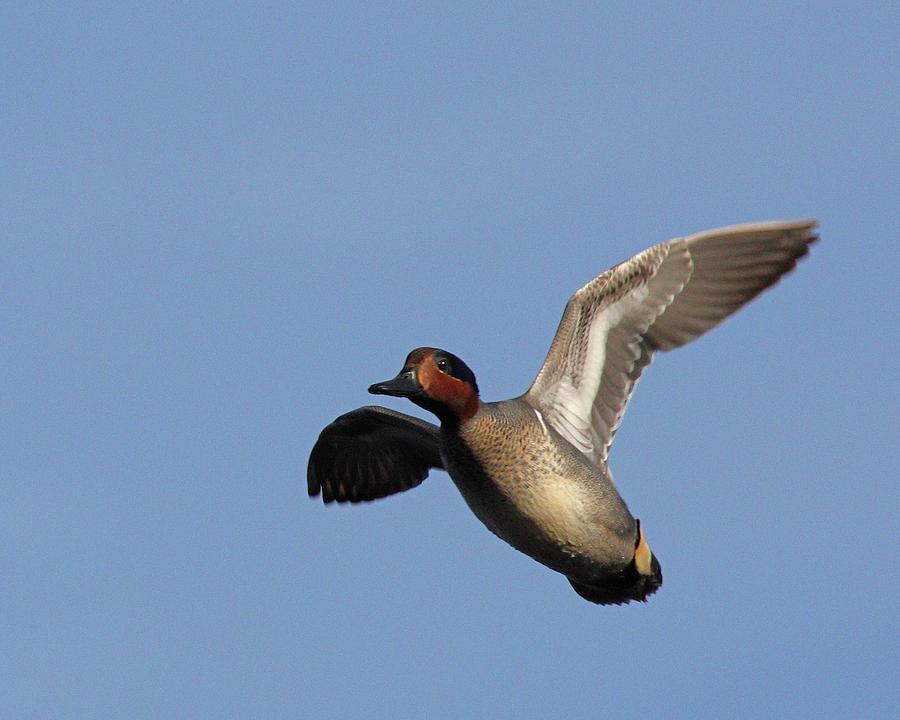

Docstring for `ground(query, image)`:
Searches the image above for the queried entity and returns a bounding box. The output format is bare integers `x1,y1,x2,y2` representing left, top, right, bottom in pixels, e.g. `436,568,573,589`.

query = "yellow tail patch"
634,524,653,577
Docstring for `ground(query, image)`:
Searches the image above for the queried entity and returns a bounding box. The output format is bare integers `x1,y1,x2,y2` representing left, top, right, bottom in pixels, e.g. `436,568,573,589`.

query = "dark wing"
308,406,443,504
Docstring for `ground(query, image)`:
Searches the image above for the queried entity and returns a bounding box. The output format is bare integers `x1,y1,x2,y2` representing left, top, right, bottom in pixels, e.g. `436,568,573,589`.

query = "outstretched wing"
524,219,818,466
308,406,443,503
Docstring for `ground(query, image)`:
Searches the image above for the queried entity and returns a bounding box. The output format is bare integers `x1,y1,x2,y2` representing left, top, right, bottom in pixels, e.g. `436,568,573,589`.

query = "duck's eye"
436,358,450,373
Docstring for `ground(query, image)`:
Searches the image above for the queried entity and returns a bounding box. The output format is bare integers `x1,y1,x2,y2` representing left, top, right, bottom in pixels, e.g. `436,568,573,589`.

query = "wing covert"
525,241,692,463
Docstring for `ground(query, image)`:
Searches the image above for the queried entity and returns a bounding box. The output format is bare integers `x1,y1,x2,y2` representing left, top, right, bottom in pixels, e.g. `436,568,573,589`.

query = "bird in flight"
308,219,817,604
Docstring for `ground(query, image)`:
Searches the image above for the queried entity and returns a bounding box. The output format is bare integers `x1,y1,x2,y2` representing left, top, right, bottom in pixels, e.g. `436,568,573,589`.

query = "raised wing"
524,219,818,466
308,406,443,503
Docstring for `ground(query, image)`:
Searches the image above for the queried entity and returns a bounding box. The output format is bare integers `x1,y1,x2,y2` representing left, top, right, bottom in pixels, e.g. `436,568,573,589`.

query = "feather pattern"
307,406,442,503
525,219,817,465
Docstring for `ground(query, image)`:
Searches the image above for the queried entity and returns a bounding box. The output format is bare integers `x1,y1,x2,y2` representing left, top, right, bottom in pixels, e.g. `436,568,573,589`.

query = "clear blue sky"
3,3,897,718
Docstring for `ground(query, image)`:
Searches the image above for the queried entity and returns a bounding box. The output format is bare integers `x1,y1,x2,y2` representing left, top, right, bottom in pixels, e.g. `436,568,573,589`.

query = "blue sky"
2,2,897,718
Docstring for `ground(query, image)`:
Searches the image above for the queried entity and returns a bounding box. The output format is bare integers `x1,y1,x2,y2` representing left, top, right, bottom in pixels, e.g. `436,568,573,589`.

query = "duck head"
369,347,480,424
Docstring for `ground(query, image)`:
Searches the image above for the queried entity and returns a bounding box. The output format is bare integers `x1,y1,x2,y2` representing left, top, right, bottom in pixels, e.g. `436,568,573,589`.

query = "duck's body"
308,219,817,604
444,400,652,603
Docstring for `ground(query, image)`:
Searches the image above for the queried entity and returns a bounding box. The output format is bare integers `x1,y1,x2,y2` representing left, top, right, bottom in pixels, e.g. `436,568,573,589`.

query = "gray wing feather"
526,219,817,465
645,219,817,350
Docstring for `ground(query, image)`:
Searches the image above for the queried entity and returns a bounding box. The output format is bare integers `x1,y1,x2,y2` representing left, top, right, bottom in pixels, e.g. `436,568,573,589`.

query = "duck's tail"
567,519,663,605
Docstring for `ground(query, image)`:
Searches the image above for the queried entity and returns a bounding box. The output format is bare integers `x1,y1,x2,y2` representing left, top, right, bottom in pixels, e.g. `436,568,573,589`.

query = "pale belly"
443,445,635,578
